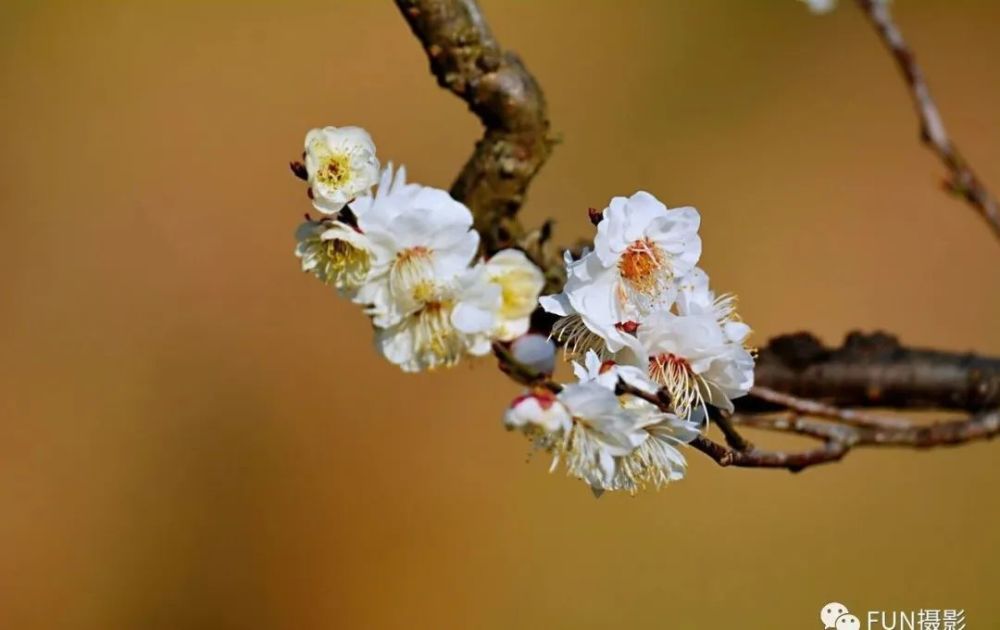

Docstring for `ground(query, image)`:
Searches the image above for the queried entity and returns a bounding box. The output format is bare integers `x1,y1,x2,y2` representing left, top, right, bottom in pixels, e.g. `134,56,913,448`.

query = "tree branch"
395,0,1000,476
748,331,1000,412
856,0,1000,241
749,386,911,430
394,0,553,255
690,434,849,472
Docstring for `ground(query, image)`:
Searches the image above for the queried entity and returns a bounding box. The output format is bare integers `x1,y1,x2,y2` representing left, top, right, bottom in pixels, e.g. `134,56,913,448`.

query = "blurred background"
1,1,998,628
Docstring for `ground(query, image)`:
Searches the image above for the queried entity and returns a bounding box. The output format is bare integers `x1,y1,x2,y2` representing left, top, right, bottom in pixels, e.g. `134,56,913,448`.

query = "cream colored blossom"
294,220,372,297
452,249,545,342
304,126,379,214
350,165,484,371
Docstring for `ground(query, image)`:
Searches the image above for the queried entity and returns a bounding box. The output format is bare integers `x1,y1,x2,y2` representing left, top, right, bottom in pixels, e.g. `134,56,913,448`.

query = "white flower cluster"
295,126,545,372
504,191,755,495
291,126,755,496
505,353,700,496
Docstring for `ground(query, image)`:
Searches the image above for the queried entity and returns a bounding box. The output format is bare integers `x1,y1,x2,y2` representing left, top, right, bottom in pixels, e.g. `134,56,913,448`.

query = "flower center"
499,276,536,318
412,280,440,303
321,238,370,288
392,246,435,300
396,246,431,264
315,153,352,188
412,300,463,365
618,238,667,294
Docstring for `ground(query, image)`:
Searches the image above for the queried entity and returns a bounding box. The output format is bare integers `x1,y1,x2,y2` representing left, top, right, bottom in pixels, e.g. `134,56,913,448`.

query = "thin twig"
690,435,849,473
712,410,754,452
856,0,1000,240
735,410,999,450
749,385,911,430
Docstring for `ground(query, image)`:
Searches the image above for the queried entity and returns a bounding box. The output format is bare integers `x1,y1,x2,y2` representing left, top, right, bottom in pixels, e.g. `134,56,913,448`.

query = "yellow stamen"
320,238,370,289
315,152,352,188
411,300,463,368
618,238,668,295
649,353,708,419
392,246,435,297
551,314,608,359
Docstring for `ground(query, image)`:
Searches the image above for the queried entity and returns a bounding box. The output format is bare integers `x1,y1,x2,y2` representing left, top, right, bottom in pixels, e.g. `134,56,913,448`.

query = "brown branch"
735,410,999,450
749,385,911,430
713,412,754,452
855,0,1000,240
693,407,998,473
394,0,553,255
690,435,849,472
748,331,1000,412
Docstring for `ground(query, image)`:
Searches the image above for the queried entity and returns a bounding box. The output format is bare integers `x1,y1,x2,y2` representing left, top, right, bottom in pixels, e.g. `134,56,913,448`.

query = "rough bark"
395,0,553,255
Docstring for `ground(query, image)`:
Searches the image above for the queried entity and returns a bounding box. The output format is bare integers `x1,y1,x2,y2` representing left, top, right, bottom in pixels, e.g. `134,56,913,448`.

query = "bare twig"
394,0,553,255
693,405,998,473
690,435,849,472
711,409,755,452
856,0,1000,240
749,386,911,430
735,410,999,450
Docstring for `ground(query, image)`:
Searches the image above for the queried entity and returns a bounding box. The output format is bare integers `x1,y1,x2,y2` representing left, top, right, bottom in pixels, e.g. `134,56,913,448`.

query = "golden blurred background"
1,1,998,628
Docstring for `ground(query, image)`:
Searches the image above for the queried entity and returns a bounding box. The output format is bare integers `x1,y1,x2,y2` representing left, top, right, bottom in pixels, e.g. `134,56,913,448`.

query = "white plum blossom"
593,191,701,314
538,250,626,357
343,164,487,371
504,389,572,438
555,381,651,493
481,249,545,341
374,296,491,372
452,249,545,342
625,310,754,418
538,191,753,425
572,346,651,390
541,191,701,357
347,161,419,221
570,351,699,493
675,267,740,325
506,350,699,495
355,179,479,327
304,126,380,214
294,220,372,297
